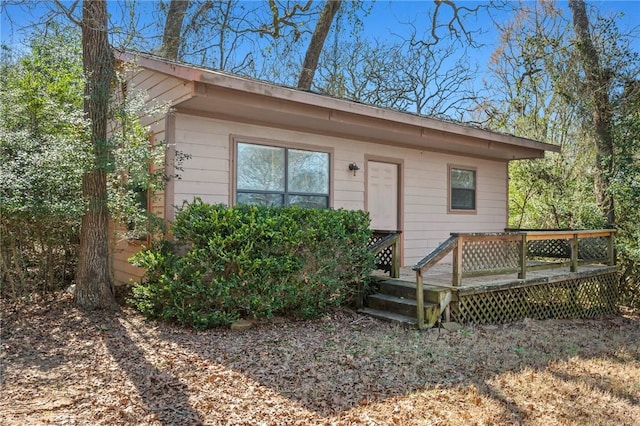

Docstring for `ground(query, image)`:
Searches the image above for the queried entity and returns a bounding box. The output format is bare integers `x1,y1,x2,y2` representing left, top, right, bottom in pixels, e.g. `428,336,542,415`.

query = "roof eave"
115,49,561,156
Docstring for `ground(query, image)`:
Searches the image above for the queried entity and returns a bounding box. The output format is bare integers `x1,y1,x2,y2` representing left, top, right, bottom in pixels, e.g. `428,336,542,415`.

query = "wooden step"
357,307,417,326
377,279,451,306
376,277,453,291
365,278,452,328
366,293,440,320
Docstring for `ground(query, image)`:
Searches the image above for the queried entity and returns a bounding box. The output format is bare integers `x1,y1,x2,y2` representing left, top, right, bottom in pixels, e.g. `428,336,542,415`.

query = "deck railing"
411,229,616,329
368,230,402,278
413,235,459,328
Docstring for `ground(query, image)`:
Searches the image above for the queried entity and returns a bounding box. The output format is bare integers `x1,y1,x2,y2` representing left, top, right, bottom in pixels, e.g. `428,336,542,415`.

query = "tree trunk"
161,0,189,60
568,0,615,227
75,0,118,310
297,0,342,90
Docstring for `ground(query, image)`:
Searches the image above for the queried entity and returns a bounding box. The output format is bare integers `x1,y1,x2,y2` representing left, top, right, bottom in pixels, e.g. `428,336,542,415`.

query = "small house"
113,50,561,288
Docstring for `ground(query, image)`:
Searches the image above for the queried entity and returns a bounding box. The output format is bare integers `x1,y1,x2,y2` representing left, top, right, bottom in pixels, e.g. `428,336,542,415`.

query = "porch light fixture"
348,162,360,176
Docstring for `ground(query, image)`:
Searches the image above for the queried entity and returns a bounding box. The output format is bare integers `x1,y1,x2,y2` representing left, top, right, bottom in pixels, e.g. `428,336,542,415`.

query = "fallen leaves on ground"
1,293,639,425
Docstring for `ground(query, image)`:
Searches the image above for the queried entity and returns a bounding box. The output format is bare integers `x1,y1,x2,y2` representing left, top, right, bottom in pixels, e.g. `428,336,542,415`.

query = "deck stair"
360,278,452,328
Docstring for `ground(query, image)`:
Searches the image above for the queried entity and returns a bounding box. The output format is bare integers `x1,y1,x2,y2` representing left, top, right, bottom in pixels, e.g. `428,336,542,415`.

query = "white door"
367,161,399,231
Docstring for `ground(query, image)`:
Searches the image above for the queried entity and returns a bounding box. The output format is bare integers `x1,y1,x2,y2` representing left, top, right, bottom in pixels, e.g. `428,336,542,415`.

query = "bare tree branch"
52,0,81,26
412,0,504,48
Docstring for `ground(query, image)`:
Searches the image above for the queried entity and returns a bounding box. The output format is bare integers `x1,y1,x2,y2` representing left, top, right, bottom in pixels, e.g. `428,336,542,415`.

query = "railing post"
391,236,400,278
570,233,579,272
518,233,527,279
607,231,616,266
356,279,364,309
452,237,463,287
416,269,425,329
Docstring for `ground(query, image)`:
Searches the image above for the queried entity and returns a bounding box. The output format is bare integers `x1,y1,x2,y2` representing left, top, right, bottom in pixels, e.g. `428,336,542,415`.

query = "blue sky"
364,1,640,60
2,1,639,49
2,0,638,91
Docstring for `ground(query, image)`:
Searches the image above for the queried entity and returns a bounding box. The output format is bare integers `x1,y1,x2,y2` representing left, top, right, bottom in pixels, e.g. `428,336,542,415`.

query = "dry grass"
1,293,639,425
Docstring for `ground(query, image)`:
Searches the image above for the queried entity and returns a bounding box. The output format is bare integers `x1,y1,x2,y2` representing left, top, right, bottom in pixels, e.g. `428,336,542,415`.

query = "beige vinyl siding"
173,114,231,205
402,154,507,264
113,69,176,287
172,113,508,266
128,69,192,119
112,239,146,287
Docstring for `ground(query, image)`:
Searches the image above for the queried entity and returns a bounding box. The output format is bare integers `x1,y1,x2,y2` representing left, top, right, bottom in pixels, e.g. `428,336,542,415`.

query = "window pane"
288,195,329,208
237,143,285,191
451,168,475,189
237,192,284,206
288,149,329,194
451,189,475,210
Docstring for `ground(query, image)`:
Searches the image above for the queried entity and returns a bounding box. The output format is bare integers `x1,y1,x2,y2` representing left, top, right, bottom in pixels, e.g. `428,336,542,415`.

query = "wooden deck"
366,230,620,328
375,262,618,290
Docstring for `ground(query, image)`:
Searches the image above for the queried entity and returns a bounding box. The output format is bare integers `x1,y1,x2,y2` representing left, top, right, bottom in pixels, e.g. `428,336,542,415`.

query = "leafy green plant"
0,26,87,296
130,200,375,328
0,26,173,298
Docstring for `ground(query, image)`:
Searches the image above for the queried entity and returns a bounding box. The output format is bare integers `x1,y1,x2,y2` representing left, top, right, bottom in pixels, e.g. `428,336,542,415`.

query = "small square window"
449,166,476,212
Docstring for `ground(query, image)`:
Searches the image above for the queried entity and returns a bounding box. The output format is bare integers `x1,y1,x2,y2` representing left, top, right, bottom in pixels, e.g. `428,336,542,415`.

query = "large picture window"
449,166,476,212
236,141,330,208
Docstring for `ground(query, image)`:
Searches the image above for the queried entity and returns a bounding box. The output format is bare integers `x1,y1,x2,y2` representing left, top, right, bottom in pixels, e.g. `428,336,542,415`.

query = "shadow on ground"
1,295,202,425
103,316,203,425
159,307,640,422
2,294,639,424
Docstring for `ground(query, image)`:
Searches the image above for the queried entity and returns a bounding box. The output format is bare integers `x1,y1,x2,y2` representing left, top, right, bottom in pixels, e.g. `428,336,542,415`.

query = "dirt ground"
1,293,639,425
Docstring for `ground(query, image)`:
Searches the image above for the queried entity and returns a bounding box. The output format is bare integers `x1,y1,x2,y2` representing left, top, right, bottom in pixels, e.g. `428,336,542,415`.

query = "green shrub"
0,28,86,297
0,28,171,299
130,199,375,328
617,230,640,309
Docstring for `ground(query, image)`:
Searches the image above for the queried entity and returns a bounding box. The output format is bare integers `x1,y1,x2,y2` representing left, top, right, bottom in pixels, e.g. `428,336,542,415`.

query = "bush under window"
130,199,375,328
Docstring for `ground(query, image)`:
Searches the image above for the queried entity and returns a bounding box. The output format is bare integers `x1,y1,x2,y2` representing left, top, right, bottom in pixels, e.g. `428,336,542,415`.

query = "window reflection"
237,143,285,191
450,167,476,210
288,149,329,194
236,142,329,208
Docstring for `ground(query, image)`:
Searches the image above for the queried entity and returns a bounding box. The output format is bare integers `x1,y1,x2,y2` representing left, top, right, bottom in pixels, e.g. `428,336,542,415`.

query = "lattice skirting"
368,233,394,273
451,272,619,324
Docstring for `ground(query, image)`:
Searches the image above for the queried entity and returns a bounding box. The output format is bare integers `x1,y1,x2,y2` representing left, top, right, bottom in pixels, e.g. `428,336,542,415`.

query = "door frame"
364,154,404,266
364,155,404,264
364,155,404,231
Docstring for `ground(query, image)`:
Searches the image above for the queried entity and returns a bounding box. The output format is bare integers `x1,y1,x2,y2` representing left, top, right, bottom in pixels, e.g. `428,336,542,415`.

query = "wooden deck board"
373,263,618,289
